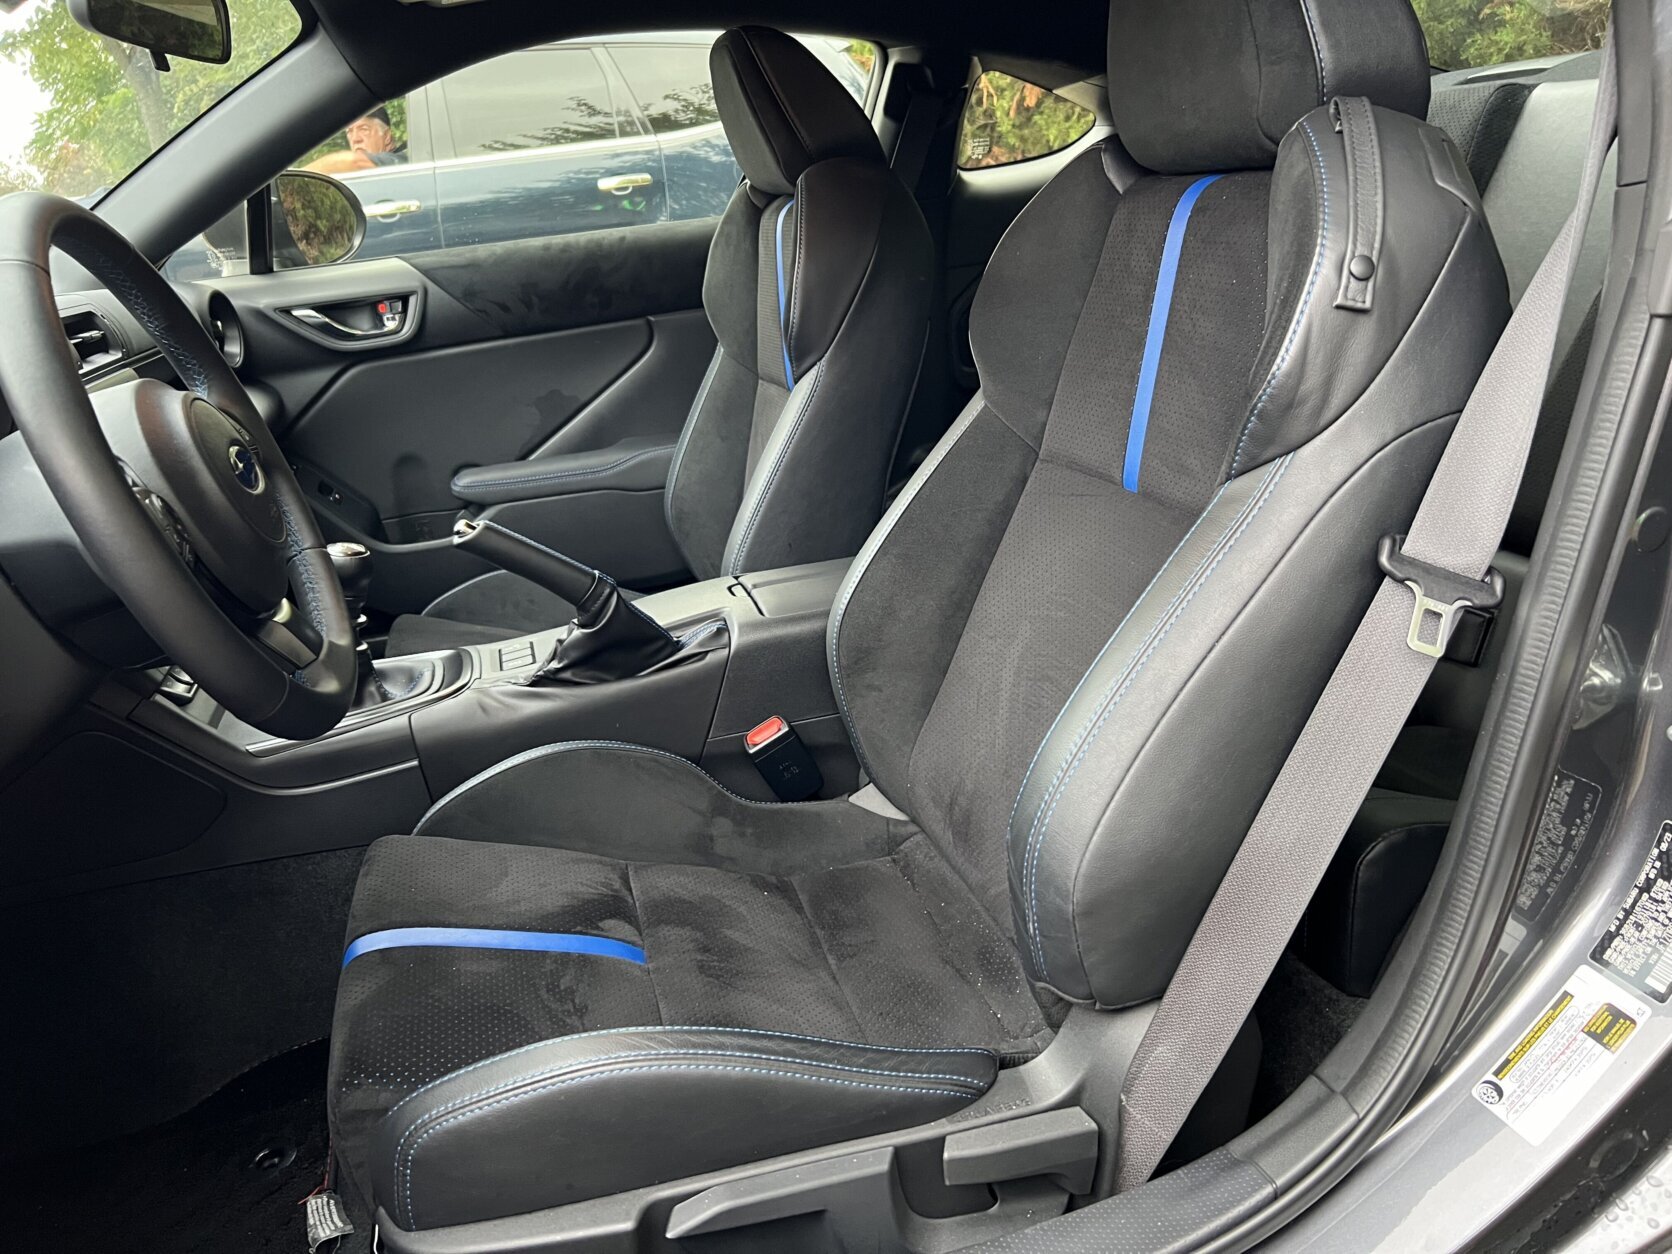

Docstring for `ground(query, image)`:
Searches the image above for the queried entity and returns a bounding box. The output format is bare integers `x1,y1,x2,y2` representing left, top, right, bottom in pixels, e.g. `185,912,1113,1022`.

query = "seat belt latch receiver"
1377,534,1505,659
745,715,824,802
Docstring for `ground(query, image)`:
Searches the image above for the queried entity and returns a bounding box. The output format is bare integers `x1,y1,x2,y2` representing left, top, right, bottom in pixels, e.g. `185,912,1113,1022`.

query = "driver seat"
328,0,1508,1232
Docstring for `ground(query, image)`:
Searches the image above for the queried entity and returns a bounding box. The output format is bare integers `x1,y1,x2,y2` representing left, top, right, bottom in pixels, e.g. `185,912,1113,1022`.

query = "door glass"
442,47,623,155
609,45,722,133
164,35,880,277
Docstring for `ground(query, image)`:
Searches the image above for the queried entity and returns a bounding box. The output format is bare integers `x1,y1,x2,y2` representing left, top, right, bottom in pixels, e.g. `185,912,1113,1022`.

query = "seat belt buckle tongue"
1377,534,1505,659
745,715,824,802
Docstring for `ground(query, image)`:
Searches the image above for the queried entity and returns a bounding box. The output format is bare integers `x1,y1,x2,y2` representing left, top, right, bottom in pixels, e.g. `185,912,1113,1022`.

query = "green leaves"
1412,0,1609,70
0,0,301,199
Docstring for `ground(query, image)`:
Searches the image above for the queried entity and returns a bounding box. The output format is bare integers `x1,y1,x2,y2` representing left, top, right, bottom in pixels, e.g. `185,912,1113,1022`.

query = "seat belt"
889,76,943,197
1115,29,1620,1191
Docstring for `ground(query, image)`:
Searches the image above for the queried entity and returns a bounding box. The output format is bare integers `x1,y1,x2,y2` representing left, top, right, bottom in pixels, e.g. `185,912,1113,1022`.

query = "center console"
129,558,859,803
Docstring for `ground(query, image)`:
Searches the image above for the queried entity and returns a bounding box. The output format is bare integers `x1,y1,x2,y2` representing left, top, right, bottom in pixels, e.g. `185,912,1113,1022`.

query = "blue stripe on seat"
1122,173,1223,493
775,198,796,389
341,927,647,968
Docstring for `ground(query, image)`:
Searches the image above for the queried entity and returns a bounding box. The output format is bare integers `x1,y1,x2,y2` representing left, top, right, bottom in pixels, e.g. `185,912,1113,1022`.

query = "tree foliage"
959,72,1093,170
0,0,301,199
1411,0,1609,69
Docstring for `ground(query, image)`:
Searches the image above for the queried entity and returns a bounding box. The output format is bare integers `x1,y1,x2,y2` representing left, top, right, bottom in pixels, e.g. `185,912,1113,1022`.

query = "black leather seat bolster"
372,1027,996,1230
450,437,676,506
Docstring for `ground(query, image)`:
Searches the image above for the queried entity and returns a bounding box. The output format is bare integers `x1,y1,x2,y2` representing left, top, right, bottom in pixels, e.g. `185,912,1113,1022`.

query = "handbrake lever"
451,518,679,683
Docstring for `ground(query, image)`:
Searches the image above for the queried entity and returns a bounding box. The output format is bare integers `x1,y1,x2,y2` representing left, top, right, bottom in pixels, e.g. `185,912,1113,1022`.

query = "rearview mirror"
271,171,366,270
66,0,231,67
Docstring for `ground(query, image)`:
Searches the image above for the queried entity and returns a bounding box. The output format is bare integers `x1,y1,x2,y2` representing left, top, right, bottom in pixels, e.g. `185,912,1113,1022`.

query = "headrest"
1108,0,1431,174
710,27,884,197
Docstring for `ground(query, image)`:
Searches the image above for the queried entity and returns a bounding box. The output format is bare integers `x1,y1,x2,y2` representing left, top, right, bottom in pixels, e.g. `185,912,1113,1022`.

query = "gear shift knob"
327,541,372,620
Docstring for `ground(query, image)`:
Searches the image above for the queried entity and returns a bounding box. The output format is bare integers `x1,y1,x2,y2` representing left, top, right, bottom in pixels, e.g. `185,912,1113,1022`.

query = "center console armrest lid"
738,560,851,618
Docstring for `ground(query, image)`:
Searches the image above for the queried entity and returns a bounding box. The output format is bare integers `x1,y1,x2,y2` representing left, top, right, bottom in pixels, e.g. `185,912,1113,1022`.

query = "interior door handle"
597,173,654,195
289,307,392,338
284,294,416,347
362,198,423,221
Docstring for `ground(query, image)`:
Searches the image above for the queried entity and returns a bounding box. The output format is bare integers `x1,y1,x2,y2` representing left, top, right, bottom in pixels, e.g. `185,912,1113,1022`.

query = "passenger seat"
384,28,932,656
1300,52,1615,995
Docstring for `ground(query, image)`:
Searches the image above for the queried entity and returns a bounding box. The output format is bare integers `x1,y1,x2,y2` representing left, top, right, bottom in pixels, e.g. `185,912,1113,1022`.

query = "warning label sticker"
1472,964,1648,1145
1592,821,1672,1001
1516,770,1604,923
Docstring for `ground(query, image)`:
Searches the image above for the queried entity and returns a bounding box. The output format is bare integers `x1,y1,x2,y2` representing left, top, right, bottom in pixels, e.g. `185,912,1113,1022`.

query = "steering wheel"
0,193,356,740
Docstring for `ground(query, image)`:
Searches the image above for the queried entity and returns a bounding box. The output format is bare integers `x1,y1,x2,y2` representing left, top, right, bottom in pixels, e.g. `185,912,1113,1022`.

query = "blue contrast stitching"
392,1046,987,1222
1025,456,1291,979
402,1063,975,1226
677,618,726,649
1018,469,1275,974
1006,479,1232,841
1231,121,1329,475
455,446,673,494
414,740,800,834
385,1025,996,1129
727,358,827,575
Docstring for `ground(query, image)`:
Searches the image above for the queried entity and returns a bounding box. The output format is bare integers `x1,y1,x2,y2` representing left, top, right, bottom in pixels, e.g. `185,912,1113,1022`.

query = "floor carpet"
1250,951,1368,1121
3,1042,371,1254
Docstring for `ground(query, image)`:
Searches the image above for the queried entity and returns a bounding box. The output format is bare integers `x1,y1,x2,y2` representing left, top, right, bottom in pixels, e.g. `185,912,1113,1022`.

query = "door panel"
209,219,717,612
286,319,652,520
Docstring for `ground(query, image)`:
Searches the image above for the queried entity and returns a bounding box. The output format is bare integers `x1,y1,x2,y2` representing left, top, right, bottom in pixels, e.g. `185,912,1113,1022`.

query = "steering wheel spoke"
251,597,324,669
0,192,357,739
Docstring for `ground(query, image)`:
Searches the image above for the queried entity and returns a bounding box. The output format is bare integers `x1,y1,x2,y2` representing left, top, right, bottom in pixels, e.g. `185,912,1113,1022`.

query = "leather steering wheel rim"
0,193,356,740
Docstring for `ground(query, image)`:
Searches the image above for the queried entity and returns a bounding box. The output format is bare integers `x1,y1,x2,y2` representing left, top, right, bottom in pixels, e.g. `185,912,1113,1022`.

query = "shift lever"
451,517,679,682
327,541,379,697
328,540,372,621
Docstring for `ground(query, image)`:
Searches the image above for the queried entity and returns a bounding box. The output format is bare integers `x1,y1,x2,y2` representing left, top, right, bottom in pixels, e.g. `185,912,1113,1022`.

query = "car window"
0,0,303,206
166,34,878,279
1412,0,1607,71
607,45,722,135
442,47,626,155
958,71,1095,170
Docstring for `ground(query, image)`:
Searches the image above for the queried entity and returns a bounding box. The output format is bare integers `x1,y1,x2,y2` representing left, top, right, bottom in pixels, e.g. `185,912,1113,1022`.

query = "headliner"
306,0,1108,99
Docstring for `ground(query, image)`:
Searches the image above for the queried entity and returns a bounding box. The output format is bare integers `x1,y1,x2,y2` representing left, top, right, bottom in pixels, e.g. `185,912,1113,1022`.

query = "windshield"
0,0,302,204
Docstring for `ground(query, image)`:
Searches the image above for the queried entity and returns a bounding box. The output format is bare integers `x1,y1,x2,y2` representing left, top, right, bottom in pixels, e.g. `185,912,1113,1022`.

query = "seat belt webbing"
1115,30,1620,1191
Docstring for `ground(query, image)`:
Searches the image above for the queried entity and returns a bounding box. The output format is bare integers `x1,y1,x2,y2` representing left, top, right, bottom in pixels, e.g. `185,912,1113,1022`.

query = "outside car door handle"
361,199,424,221
597,173,654,195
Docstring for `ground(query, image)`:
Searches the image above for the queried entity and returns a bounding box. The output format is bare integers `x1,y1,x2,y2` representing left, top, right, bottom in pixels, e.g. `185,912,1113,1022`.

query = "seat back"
830,0,1511,1005
663,28,933,580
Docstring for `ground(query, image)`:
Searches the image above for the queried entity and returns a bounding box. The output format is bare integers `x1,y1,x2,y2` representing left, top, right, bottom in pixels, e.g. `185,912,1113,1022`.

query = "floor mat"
1250,951,1368,1121
2,1042,371,1254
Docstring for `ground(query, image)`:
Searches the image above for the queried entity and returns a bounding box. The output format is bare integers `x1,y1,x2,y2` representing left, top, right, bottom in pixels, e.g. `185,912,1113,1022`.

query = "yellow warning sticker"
1473,965,1649,1145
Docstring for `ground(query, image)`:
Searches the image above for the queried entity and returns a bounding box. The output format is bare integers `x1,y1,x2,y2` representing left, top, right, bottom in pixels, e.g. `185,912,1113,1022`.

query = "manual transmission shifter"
451,518,680,683
327,540,437,711
327,541,378,696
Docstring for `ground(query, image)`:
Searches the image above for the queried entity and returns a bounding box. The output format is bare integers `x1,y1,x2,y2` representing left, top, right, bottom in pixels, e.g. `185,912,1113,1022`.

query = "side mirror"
271,172,366,270
66,0,231,66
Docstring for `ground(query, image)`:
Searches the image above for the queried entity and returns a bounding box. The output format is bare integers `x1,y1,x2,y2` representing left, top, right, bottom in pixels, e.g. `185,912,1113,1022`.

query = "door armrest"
450,437,676,505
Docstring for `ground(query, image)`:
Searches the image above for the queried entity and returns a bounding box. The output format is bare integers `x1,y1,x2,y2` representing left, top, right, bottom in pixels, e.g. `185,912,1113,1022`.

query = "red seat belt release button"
744,715,823,801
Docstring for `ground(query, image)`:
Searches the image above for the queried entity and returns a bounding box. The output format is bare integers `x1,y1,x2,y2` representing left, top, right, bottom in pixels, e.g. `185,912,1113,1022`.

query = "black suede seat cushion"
328,781,1053,1214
